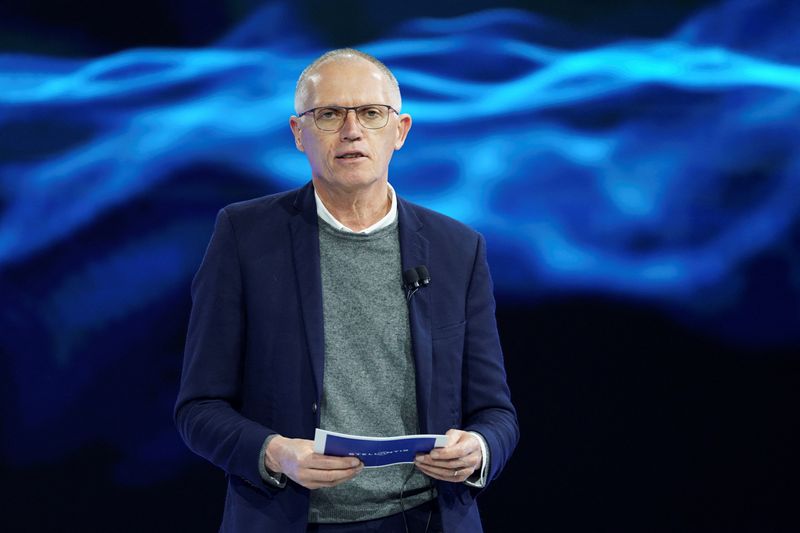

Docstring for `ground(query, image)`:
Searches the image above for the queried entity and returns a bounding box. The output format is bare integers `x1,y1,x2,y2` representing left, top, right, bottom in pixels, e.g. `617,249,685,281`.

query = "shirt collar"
314,183,398,235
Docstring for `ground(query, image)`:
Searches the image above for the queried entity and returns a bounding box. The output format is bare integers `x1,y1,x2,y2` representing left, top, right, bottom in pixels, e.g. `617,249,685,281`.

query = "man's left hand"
414,429,482,483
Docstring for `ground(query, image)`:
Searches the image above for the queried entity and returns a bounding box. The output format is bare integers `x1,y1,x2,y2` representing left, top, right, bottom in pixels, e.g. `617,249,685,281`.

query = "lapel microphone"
403,265,431,302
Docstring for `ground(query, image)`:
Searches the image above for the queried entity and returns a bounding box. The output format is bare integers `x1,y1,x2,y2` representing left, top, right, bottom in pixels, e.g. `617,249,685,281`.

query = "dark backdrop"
1,1,798,531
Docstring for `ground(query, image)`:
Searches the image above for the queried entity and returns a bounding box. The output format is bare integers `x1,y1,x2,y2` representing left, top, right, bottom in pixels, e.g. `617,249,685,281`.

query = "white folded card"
313,428,448,468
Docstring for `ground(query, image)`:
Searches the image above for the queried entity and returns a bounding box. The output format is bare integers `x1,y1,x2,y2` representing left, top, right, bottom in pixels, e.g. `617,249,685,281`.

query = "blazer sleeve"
462,233,520,485
174,207,277,494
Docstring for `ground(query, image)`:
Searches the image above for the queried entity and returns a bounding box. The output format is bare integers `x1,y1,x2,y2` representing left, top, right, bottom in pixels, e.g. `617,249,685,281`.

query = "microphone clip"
403,265,431,302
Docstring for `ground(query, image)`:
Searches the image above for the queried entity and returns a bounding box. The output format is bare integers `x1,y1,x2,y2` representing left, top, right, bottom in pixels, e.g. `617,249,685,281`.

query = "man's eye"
362,108,381,118
317,108,341,120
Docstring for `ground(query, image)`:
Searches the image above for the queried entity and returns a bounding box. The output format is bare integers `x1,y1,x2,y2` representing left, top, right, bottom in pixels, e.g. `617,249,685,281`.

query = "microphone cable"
399,464,434,533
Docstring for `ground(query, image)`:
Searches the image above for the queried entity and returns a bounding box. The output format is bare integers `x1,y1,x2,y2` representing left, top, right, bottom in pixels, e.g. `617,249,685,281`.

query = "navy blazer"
175,182,519,532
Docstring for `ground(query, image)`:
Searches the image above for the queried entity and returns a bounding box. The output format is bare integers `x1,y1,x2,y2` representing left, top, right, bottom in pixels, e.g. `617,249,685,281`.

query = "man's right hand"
265,435,363,489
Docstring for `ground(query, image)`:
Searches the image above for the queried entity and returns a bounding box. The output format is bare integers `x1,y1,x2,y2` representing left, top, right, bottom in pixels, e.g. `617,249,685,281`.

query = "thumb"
445,428,461,447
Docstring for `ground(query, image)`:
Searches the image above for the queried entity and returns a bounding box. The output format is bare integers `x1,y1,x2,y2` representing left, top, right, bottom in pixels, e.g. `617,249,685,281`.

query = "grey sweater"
308,218,434,523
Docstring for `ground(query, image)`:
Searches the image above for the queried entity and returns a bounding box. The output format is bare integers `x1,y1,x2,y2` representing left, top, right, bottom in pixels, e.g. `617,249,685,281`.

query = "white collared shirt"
314,183,398,234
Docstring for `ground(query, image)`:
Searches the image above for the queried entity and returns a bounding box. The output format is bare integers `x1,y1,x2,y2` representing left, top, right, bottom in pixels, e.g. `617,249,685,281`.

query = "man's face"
289,59,412,194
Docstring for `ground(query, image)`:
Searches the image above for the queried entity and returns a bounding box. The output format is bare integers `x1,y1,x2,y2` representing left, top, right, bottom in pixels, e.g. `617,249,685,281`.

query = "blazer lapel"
289,182,325,411
397,197,433,433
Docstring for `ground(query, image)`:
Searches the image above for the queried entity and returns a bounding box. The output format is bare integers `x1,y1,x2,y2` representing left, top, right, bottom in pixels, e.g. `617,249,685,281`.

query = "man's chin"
319,173,384,192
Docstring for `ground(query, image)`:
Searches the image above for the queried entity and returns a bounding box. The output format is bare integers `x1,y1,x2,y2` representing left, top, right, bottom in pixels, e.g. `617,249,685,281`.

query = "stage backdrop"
1,0,798,531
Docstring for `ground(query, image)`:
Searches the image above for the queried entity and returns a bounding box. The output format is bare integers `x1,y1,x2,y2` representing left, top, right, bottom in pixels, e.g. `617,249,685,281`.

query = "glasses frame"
297,104,399,132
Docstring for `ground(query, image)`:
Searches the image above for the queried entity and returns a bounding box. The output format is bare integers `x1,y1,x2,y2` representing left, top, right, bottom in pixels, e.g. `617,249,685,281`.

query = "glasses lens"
311,105,391,131
314,107,346,131
356,106,389,129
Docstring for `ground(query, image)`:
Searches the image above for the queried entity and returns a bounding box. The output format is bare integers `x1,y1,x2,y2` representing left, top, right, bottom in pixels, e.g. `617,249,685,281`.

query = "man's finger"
418,452,476,466
416,462,475,482
305,454,363,470
445,428,461,446
309,465,362,482
430,443,475,460
430,437,478,460
299,464,363,487
417,450,481,470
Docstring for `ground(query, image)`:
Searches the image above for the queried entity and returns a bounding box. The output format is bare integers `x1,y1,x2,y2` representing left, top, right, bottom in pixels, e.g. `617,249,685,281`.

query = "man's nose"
339,109,363,140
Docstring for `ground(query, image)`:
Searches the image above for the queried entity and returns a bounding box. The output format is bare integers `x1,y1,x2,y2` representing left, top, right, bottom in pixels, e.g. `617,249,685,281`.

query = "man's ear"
393,113,413,150
289,116,305,152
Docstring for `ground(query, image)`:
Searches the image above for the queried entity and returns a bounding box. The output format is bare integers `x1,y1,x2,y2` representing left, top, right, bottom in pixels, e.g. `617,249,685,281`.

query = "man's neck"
313,180,391,232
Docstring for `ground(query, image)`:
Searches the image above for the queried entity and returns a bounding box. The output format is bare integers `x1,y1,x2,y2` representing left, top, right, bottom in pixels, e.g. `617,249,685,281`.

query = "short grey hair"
294,48,402,114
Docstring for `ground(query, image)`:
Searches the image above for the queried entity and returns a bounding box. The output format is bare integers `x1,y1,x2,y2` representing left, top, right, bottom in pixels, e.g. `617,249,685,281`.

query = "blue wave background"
1,0,798,531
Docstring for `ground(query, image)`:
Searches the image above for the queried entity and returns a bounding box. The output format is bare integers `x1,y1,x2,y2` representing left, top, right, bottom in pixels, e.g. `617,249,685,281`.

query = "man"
175,48,518,532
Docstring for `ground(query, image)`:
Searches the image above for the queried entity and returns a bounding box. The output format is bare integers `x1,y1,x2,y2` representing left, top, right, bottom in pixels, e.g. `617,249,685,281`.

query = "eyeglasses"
297,104,398,132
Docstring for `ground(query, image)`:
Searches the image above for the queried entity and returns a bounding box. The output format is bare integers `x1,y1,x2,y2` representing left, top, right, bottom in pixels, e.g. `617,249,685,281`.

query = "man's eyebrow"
316,103,387,108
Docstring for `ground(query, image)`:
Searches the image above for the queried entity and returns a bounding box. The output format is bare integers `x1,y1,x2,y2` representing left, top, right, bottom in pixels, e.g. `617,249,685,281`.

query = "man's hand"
414,429,482,483
265,435,363,489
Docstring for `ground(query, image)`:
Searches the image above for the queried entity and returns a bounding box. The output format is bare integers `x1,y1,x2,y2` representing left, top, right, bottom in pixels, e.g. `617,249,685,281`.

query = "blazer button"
312,402,318,414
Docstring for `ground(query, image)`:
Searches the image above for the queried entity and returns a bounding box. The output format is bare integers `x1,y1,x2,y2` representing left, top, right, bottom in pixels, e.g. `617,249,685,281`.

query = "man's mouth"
336,151,367,159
